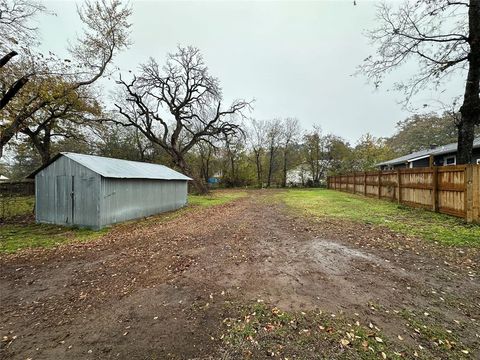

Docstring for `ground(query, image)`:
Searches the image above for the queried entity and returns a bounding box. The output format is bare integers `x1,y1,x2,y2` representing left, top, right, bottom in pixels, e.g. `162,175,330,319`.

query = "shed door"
73,176,97,227
55,175,74,224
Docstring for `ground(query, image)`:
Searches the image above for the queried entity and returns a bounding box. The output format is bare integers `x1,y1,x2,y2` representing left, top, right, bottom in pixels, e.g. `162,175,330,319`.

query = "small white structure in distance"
286,164,313,186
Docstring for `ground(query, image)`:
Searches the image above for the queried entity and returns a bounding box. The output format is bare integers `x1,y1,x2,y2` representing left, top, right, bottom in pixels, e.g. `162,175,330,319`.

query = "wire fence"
0,181,35,222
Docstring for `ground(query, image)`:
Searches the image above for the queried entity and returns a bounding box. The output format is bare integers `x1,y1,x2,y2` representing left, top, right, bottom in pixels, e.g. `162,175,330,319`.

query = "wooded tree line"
1,0,479,193
7,108,476,190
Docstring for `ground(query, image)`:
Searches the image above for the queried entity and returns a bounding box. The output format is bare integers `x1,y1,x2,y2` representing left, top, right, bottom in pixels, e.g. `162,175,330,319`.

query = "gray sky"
40,0,464,144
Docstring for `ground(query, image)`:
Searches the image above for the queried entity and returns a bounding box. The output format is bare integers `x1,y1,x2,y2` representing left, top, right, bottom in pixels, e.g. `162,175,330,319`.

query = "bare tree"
197,140,217,184
0,0,45,46
359,0,480,164
0,0,131,158
280,117,301,187
303,126,329,186
247,119,267,187
0,0,45,110
223,134,245,187
114,46,251,194
265,118,283,187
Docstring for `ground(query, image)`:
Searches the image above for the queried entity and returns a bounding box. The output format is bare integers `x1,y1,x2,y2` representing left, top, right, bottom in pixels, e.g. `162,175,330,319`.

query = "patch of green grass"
0,195,35,219
0,190,246,254
221,302,411,359
188,190,247,207
278,189,480,247
0,224,107,254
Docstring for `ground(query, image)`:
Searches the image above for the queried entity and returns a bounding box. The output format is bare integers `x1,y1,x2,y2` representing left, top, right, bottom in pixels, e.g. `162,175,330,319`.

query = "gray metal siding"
35,156,101,228
34,155,189,229
99,178,188,227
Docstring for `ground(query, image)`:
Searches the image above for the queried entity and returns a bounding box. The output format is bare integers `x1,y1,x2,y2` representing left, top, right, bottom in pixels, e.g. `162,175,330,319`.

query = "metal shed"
28,153,192,229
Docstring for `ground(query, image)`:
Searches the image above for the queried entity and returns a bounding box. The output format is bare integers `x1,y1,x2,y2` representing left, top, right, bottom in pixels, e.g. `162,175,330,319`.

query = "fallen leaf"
340,339,350,346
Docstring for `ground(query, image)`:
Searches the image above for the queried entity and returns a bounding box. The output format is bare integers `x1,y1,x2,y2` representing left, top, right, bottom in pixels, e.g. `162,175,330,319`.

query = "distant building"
0,175,9,182
207,172,222,186
28,153,191,229
286,164,313,186
378,137,480,170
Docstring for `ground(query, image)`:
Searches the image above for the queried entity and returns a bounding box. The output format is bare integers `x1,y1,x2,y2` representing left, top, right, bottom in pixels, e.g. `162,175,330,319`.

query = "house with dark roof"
378,137,480,170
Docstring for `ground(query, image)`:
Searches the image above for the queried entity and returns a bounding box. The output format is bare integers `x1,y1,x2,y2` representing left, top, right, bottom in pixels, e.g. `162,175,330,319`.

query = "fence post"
377,171,381,198
432,166,439,213
465,165,474,222
397,169,401,204
364,172,367,196
353,172,356,194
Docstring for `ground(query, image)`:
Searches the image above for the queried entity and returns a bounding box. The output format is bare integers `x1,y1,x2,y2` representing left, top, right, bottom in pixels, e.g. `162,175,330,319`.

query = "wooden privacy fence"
327,165,480,223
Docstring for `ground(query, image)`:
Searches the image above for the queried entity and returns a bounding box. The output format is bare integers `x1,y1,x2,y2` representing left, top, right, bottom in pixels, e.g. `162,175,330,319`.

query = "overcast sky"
39,0,464,144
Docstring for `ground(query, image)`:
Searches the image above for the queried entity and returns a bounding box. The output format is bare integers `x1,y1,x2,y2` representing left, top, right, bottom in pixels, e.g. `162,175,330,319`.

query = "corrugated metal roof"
378,137,480,166
29,152,192,181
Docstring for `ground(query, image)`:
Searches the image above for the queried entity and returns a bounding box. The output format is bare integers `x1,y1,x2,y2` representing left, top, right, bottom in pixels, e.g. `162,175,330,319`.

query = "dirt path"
1,190,479,359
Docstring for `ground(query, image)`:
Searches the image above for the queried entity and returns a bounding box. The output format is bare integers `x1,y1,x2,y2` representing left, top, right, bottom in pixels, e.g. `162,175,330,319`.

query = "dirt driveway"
1,190,479,359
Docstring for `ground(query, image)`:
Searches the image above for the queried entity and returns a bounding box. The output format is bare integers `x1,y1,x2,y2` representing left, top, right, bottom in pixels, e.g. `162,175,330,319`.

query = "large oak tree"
114,46,251,194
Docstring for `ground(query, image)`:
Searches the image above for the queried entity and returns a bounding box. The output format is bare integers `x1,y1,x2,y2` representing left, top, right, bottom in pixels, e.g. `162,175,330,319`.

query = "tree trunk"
174,154,208,194
190,176,209,195
0,75,29,111
204,158,210,183
457,121,476,164
23,125,52,165
230,154,235,182
267,150,274,187
0,51,18,68
40,130,51,165
282,148,288,187
254,149,262,187
0,52,28,111
457,0,480,164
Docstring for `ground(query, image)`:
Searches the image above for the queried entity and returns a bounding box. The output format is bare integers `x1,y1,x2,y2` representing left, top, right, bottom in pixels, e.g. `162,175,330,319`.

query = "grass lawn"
189,190,247,207
0,224,107,254
0,190,246,254
278,189,480,247
0,195,35,218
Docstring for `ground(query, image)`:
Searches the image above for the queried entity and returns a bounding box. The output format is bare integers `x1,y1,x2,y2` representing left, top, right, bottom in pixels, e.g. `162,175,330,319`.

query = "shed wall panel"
100,178,187,227
35,156,101,228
